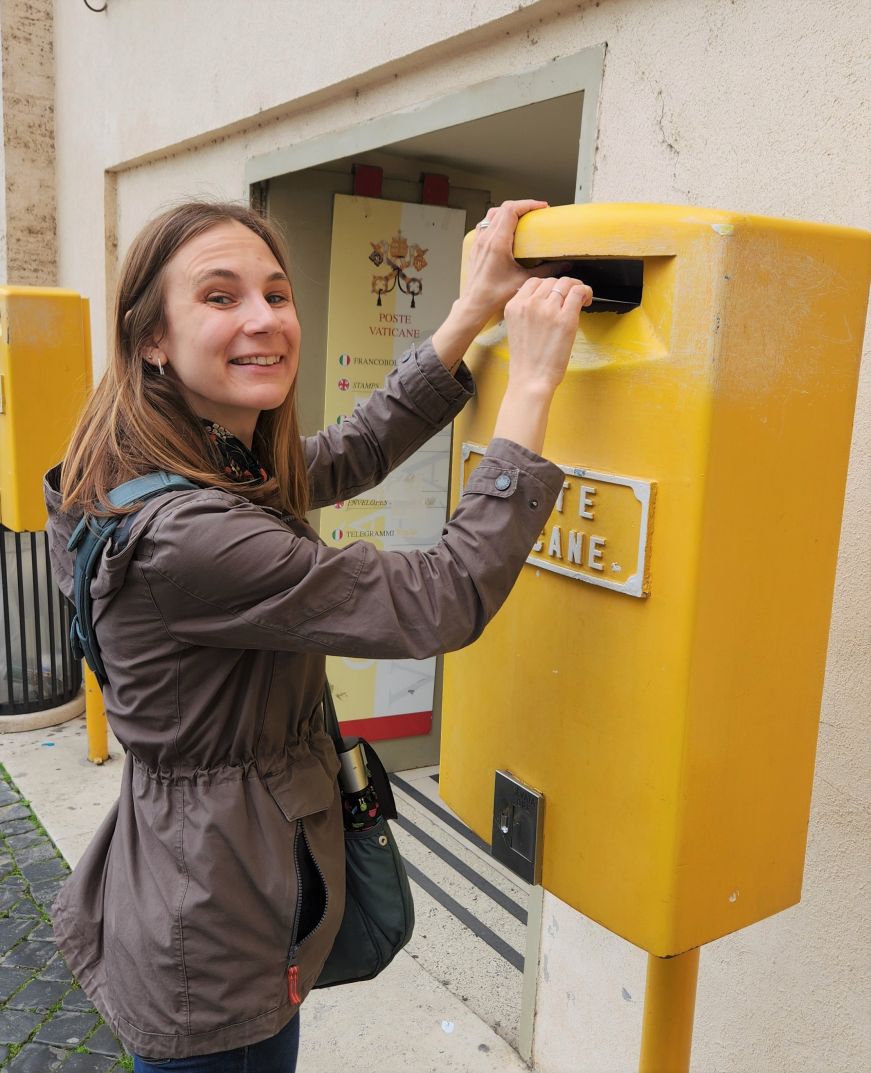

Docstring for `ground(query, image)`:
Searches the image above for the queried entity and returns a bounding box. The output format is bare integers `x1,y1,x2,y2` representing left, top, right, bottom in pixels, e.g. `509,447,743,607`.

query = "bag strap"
67,472,200,688
322,681,398,821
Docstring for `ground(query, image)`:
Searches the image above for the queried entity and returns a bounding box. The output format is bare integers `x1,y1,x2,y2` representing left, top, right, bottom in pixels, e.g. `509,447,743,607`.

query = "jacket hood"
44,463,186,605
44,463,82,603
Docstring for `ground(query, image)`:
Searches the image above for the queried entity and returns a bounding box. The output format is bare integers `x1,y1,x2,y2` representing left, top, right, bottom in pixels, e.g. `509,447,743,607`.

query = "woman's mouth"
229,355,284,366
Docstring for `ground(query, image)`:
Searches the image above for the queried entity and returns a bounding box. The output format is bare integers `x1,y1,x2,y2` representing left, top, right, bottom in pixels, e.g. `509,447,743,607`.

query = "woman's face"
152,220,300,447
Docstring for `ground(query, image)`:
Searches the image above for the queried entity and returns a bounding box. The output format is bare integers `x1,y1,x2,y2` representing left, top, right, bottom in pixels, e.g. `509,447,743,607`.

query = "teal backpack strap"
67,472,199,688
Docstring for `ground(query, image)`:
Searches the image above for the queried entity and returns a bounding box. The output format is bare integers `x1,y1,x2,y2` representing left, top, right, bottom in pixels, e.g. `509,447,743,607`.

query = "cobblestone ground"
0,768,130,1071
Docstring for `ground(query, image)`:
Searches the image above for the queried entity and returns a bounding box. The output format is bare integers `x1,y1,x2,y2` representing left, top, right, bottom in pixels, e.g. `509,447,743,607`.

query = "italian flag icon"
339,354,352,366
332,529,344,541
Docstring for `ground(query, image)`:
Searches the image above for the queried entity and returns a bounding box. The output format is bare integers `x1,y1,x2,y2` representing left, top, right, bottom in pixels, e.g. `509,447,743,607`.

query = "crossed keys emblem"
369,230,428,308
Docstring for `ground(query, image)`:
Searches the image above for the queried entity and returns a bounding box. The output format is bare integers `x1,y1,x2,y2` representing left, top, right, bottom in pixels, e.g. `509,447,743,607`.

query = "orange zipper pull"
287,964,301,1005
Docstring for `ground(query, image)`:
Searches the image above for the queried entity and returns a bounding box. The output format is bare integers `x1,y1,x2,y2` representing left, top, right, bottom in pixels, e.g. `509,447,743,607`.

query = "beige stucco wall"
0,0,56,285
49,1,869,1070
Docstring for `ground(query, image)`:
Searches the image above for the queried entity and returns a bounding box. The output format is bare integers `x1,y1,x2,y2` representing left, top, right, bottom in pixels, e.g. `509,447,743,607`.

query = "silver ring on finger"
550,287,567,299
476,220,491,230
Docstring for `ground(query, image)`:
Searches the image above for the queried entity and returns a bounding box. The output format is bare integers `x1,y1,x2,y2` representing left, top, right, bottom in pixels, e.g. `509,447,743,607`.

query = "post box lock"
491,770,543,885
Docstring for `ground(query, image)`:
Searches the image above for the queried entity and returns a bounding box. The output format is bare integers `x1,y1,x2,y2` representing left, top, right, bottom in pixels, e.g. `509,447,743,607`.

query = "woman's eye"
266,292,290,305
205,293,234,305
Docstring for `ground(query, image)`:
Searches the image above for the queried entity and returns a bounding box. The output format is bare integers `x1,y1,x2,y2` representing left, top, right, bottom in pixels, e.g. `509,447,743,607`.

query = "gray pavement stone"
0,1042,7,1064
38,957,73,984
33,1010,100,1049
0,804,32,826
82,1024,122,1058
0,877,29,912
30,881,66,912
4,833,44,852
0,965,29,1003
15,844,58,869
9,901,41,919
0,1006,43,1044
0,784,19,805
4,1042,67,1071
25,923,55,943
0,916,38,948
0,820,38,837
59,1054,118,1072
6,976,69,1011
20,859,67,886
3,941,56,970
58,989,93,1013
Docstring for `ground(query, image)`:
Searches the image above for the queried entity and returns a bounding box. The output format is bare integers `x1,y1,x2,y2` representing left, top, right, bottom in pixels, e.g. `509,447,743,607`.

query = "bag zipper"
286,818,330,1006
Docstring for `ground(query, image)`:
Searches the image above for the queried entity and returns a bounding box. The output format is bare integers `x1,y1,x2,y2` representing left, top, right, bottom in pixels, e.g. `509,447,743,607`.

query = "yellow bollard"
83,664,109,765
639,948,700,1073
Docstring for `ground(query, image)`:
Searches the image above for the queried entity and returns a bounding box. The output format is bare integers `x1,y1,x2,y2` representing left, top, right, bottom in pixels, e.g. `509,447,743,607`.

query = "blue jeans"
134,1014,299,1072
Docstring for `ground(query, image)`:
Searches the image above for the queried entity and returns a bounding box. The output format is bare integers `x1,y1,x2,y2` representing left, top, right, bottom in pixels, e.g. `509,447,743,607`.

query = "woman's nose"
243,295,282,333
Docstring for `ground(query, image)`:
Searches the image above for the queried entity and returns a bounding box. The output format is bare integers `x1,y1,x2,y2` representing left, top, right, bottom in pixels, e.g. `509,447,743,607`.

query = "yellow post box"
441,204,871,960
0,287,101,753
0,286,92,532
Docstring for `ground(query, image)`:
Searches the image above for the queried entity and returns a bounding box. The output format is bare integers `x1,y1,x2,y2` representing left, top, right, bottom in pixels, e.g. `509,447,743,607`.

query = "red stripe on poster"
339,710,432,741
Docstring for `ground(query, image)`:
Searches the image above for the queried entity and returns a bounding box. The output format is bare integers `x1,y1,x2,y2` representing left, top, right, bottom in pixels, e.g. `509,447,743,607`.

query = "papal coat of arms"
369,230,428,307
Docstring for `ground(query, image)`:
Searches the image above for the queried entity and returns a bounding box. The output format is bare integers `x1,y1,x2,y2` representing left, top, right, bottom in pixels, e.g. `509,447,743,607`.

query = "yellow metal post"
84,664,109,764
639,948,700,1073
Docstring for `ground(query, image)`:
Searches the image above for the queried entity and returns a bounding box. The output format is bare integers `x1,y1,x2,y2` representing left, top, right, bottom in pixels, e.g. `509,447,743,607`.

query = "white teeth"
231,355,282,366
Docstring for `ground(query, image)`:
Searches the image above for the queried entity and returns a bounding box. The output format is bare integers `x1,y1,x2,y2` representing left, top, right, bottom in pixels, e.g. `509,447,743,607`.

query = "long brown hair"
61,201,309,519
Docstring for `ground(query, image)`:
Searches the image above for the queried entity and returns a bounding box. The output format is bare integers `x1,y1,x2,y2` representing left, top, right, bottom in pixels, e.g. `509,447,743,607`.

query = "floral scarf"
201,419,270,484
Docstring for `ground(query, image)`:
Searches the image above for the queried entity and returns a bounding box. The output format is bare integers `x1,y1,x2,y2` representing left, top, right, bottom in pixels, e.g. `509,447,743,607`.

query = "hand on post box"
463,199,572,316
431,199,573,376
504,275,593,391
492,275,593,455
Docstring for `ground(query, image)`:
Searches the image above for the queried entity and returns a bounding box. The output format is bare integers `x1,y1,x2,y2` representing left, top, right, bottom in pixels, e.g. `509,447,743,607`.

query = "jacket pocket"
264,753,336,822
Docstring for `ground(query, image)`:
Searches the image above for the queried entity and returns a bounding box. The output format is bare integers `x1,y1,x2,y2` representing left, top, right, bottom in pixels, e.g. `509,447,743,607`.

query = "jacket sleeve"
141,439,563,660
304,338,474,509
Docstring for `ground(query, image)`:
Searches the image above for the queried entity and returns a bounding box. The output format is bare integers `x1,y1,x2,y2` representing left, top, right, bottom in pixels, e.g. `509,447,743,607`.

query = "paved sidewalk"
0,772,127,1072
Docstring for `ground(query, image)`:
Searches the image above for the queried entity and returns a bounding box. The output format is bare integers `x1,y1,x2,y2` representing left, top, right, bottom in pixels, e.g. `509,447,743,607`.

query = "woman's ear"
143,346,166,374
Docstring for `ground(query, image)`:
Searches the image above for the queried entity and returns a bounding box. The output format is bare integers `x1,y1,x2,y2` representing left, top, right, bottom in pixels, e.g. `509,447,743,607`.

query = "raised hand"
461,200,572,320
492,275,593,455
503,276,593,393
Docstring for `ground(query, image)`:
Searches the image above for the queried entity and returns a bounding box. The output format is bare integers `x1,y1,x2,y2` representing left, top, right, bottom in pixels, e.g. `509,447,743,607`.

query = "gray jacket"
44,340,563,1060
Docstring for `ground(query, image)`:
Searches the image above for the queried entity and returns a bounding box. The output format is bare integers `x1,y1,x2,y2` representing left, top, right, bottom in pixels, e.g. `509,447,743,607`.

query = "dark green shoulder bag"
315,683,415,987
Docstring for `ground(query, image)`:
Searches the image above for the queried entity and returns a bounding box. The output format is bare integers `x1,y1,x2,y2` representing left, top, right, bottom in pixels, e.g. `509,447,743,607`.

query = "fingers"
474,206,499,231
506,199,549,216
511,276,593,310
476,199,548,240
548,277,594,311
561,282,593,316
505,276,546,309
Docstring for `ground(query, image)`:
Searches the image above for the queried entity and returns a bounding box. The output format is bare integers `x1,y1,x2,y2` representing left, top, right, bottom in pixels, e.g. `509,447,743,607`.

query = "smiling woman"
61,203,311,520
150,222,301,446
44,198,592,1069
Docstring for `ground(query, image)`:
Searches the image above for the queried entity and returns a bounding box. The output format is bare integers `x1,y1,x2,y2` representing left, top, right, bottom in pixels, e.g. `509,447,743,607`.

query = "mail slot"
440,203,871,956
